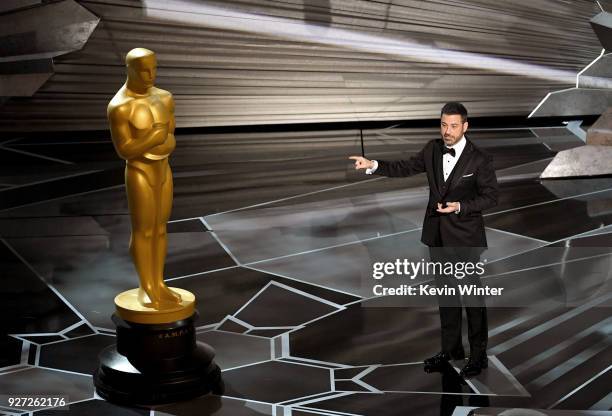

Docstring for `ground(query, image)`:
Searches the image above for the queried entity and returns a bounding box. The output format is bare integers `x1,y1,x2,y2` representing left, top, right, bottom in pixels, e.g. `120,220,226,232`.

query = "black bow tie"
442,147,456,157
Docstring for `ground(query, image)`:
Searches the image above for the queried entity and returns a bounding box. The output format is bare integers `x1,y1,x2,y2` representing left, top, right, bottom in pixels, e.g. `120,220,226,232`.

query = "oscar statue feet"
159,284,182,304
138,286,161,309
137,286,181,310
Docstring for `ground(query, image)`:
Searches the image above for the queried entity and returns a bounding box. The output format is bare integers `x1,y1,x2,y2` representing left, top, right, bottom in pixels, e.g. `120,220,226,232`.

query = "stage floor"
0,125,610,415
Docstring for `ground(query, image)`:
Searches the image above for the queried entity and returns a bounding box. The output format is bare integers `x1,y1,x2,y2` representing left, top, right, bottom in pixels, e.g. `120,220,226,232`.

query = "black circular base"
94,313,223,405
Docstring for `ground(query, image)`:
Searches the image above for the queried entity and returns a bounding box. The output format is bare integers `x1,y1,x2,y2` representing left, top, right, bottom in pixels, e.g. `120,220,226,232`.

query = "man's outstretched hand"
349,156,374,170
437,202,460,214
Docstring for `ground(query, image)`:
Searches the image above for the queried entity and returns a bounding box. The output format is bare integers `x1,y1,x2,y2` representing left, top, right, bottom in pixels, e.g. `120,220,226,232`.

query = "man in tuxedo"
349,102,499,378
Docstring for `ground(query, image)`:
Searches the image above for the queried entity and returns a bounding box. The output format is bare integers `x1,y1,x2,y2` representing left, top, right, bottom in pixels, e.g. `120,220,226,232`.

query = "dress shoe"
424,351,464,373
460,356,488,378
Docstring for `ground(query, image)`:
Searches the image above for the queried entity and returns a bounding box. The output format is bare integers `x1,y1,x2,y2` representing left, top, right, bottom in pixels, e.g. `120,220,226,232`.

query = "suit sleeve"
374,146,426,177
459,153,499,216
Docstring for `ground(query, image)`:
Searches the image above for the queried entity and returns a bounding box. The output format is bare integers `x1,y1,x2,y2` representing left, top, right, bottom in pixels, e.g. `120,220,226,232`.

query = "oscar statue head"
125,47,157,93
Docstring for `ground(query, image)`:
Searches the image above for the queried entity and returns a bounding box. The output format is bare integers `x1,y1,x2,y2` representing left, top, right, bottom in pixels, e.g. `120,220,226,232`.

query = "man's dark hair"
441,102,468,123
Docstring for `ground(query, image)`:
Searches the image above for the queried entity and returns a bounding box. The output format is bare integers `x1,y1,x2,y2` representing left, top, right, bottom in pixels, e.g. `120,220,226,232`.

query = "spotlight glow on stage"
143,0,611,88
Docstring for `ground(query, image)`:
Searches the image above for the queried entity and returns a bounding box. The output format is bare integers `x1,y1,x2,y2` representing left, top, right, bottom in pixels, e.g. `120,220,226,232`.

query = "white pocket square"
462,173,474,178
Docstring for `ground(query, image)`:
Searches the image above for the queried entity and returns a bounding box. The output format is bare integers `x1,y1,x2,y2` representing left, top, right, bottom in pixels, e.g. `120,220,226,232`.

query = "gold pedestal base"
114,288,195,324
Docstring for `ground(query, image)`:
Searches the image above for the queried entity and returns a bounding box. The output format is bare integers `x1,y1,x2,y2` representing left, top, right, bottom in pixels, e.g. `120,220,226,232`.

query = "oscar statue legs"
126,161,179,308
155,163,181,303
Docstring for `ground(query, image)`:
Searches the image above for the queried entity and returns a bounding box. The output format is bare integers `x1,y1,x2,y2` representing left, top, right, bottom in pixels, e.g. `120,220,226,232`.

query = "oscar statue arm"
108,103,167,161
147,94,176,155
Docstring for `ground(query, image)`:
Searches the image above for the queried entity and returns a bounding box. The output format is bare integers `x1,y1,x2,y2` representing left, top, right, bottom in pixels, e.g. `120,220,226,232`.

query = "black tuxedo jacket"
375,138,499,247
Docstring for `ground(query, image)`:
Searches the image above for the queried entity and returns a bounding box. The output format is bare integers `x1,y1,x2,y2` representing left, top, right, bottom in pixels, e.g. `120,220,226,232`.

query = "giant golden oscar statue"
107,47,193,323
94,48,221,404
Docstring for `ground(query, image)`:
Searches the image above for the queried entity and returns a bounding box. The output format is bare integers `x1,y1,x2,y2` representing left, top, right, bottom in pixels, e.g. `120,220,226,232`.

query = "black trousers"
428,245,488,360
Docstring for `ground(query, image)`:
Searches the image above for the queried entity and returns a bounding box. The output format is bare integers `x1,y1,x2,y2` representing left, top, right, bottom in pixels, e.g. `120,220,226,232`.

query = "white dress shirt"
442,135,466,181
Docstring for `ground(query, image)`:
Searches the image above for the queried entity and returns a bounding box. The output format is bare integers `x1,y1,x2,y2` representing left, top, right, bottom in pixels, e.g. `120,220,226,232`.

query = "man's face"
440,113,468,146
